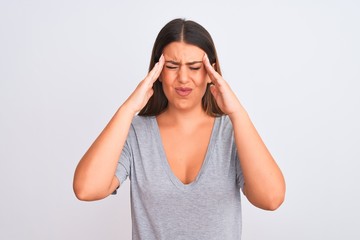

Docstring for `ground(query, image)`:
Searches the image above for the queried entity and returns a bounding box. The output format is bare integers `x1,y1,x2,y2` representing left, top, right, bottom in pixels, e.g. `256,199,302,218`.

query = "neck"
158,105,212,127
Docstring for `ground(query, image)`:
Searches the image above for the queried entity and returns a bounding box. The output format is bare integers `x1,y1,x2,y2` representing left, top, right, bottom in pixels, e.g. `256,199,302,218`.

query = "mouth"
175,87,192,97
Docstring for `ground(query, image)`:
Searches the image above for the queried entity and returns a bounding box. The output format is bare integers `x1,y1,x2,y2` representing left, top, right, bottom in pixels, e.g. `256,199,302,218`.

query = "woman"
73,18,285,239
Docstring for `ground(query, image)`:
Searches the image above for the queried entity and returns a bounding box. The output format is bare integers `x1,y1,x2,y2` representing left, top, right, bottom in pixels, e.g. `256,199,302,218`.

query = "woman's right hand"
73,55,164,201
124,55,164,114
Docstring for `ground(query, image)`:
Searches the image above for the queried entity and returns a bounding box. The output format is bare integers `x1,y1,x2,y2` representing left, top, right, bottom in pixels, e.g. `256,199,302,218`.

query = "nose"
177,65,189,83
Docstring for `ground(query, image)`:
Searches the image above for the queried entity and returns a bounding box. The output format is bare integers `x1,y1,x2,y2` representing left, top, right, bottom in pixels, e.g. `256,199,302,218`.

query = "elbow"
73,182,107,202
263,191,285,211
263,175,286,211
74,188,94,201
245,183,286,211
263,183,286,211
74,187,106,201
73,184,92,201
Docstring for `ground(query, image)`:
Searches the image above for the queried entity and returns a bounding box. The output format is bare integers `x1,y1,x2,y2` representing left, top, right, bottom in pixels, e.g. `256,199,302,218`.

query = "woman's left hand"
204,55,285,211
203,54,243,117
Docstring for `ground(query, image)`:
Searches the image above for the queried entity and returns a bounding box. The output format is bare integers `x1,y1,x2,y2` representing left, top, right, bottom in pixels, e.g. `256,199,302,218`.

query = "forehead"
162,42,204,61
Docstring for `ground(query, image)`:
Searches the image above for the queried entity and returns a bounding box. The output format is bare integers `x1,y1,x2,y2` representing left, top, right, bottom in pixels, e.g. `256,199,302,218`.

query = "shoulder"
218,114,231,124
129,115,156,134
124,115,156,145
217,115,233,130
132,115,154,125
212,115,234,141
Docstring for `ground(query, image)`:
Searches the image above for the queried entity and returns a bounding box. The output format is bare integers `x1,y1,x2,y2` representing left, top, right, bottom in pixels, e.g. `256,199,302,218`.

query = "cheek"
159,71,173,97
160,70,176,83
192,69,209,86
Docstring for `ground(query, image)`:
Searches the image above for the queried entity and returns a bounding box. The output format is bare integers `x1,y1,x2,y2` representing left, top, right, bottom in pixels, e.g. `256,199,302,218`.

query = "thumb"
209,84,219,99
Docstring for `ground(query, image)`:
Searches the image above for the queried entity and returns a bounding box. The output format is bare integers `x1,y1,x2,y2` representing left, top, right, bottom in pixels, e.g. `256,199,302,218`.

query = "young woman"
73,18,285,239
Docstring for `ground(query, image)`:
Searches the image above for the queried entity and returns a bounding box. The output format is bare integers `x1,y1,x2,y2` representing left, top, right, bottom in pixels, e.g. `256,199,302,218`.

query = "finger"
146,88,154,100
203,54,222,85
154,54,165,79
209,84,219,99
152,54,165,79
146,54,164,84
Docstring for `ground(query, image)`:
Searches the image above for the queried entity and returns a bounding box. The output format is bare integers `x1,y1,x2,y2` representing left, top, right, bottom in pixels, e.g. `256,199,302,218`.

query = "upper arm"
242,183,247,196
109,176,120,195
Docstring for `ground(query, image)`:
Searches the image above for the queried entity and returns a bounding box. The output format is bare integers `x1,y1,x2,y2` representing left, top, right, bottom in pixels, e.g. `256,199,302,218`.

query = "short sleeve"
235,149,245,190
114,128,133,188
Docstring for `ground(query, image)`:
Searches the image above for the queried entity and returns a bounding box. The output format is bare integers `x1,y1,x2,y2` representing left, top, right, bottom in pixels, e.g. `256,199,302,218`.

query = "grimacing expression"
160,42,211,111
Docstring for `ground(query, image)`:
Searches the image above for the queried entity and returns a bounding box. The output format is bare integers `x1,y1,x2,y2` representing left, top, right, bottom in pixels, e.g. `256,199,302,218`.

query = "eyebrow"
165,60,202,66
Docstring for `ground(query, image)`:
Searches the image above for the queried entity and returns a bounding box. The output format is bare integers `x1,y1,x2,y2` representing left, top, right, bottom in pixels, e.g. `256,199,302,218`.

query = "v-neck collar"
151,116,219,191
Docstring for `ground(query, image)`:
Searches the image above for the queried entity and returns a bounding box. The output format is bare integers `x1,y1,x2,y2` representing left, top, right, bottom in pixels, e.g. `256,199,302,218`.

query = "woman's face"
160,41,211,112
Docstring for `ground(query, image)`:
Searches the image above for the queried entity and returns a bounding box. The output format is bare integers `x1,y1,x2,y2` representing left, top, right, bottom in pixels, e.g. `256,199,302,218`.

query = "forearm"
73,103,135,201
229,107,285,210
73,56,163,201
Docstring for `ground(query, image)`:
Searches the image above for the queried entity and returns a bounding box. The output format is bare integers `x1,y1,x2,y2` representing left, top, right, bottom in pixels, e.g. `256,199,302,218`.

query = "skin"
73,41,285,210
156,42,215,184
159,42,211,112
202,51,286,210
73,55,165,201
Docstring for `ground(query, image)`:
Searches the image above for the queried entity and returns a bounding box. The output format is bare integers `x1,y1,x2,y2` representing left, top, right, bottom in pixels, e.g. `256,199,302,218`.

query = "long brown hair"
138,18,224,117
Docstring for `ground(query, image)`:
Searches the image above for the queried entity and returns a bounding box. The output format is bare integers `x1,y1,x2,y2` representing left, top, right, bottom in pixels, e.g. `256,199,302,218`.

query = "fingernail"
160,54,164,62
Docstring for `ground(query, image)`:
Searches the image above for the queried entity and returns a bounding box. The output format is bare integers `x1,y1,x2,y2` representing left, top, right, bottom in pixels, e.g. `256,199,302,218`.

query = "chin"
171,100,202,112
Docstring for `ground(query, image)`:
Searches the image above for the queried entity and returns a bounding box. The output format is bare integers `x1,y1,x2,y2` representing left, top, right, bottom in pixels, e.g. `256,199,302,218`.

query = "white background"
1,0,359,239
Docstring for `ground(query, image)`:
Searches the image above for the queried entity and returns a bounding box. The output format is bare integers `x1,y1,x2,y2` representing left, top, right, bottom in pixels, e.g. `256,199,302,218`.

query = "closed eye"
189,67,201,71
166,65,178,70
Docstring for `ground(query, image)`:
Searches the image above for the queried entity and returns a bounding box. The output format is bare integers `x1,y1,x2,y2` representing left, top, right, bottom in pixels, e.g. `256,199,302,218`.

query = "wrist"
228,106,249,122
119,101,138,117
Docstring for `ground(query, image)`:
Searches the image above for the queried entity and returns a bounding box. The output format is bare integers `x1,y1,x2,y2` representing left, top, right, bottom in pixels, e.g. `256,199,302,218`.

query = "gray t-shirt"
115,115,245,240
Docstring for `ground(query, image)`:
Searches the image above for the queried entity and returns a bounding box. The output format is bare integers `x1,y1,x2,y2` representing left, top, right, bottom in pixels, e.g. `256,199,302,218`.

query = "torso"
118,115,243,239
156,114,215,184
